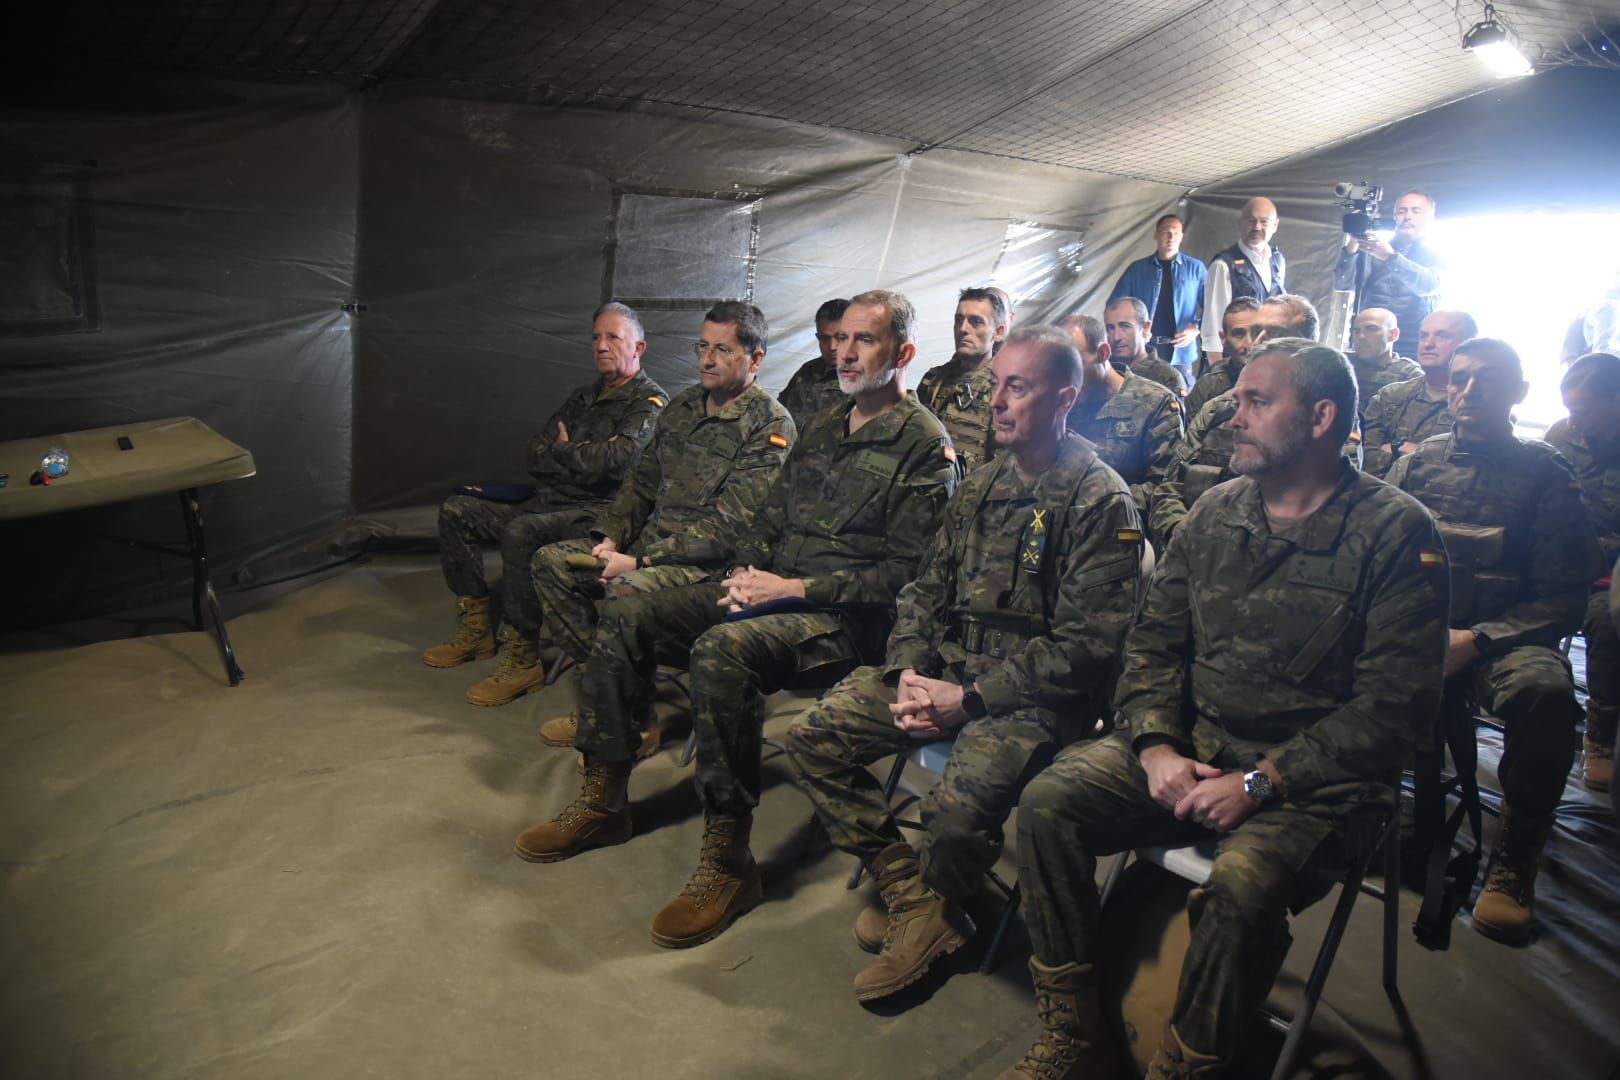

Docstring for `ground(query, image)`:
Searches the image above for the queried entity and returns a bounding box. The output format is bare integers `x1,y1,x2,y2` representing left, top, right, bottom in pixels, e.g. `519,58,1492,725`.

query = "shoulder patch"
943,445,957,463
768,433,789,448
648,395,666,407
1169,400,1181,413
1419,548,1446,568
1116,527,1144,545
1349,430,1362,443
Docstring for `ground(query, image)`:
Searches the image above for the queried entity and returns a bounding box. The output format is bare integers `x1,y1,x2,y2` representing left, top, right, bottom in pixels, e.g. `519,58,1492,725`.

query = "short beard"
842,364,899,397
1229,412,1313,477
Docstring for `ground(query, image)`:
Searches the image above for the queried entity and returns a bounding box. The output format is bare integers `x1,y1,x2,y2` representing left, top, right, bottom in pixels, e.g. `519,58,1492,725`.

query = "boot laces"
492,640,535,680
555,769,610,827
679,825,738,906
1011,988,1083,1074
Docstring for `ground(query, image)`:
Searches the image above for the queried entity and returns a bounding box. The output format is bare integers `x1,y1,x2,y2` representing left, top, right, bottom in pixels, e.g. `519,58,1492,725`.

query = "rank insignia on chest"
1020,508,1048,572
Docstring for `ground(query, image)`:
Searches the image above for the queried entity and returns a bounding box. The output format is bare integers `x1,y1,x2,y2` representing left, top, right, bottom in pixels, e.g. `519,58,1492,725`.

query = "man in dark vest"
1200,197,1285,373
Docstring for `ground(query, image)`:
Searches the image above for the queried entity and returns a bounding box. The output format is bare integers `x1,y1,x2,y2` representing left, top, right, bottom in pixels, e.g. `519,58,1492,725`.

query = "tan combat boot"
513,759,633,862
420,596,495,668
853,896,885,953
1473,802,1555,944
997,959,1123,1080
1583,732,1613,793
1145,1025,1221,1078
851,842,975,1002
649,814,763,948
465,626,546,706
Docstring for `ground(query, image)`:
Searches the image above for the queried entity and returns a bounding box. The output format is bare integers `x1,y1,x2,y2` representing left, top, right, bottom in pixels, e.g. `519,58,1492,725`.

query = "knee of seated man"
439,494,480,523
1196,844,1296,925
1496,664,1579,721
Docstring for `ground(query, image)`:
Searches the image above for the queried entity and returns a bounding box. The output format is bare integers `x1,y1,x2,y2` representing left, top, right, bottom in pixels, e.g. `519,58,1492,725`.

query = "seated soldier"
1347,307,1423,428
1545,352,1620,791
524,302,794,733
1361,309,1476,476
1104,297,1186,397
1184,297,1262,419
1389,338,1602,941
1060,313,1182,540
512,290,958,950
787,324,1142,1003
1002,338,1449,1078
422,303,666,705
778,297,850,430
917,287,1010,474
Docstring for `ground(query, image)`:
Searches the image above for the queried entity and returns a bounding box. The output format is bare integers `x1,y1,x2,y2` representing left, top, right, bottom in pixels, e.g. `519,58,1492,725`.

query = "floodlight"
1463,10,1534,78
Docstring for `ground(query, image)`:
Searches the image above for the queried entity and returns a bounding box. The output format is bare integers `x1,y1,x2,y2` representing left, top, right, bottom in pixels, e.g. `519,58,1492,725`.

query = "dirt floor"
2,556,1616,1078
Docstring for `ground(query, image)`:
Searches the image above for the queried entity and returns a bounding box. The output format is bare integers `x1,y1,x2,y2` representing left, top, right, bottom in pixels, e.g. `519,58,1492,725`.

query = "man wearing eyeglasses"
1200,197,1287,374
514,290,958,953
493,301,794,717
917,287,1009,474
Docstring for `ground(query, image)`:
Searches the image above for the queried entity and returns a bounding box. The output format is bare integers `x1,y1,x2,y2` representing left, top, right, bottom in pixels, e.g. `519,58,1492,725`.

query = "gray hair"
849,289,919,351
1261,294,1321,342
1005,324,1082,388
1105,296,1150,325
1252,337,1358,445
594,301,645,343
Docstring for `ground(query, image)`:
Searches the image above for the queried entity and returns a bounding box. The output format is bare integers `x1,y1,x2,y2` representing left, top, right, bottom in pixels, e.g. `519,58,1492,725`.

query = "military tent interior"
2,1,1618,1076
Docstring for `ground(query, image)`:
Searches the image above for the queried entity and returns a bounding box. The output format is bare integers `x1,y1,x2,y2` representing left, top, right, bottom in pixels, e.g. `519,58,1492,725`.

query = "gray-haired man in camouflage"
513,290,958,952
788,324,1143,1004
1002,339,1449,1079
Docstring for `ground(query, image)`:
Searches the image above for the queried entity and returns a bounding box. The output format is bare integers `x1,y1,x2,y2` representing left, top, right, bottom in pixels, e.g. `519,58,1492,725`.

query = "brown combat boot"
1584,733,1613,793
1473,802,1555,944
649,814,763,948
854,896,885,953
851,842,975,1002
1145,1025,1221,1078
420,596,495,668
465,626,546,706
513,759,633,862
997,959,1123,1080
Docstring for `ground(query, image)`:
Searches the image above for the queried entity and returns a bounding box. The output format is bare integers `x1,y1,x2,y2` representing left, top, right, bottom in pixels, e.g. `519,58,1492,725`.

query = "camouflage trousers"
785,665,1070,902
1016,732,1374,1063
1463,643,1582,816
436,494,593,631
576,581,860,816
531,537,708,664
1584,587,1619,746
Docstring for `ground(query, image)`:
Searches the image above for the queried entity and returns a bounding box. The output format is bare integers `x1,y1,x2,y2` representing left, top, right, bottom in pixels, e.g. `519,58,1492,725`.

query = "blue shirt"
1110,252,1207,372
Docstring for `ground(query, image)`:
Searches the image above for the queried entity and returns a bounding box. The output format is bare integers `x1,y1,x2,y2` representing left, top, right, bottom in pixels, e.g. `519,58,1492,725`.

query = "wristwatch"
961,681,988,720
1243,769,1277,805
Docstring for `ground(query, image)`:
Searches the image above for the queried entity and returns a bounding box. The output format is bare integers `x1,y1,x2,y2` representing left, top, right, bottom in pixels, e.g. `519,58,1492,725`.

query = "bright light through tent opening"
1412,212,1620,437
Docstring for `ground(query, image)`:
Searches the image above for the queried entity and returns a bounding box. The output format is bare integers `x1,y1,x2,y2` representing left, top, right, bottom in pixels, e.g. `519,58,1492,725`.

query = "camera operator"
1332,188,1444,359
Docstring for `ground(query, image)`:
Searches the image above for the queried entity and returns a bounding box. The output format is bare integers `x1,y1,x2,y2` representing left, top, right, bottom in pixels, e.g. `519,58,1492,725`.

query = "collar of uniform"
698,382,768,422
1217,459,1359,550
1442,430,1519,463
841,394,919,446
597,371,651,400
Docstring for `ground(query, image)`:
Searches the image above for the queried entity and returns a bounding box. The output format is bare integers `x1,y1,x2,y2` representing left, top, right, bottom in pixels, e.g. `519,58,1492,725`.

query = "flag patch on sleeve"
1419,548,1446,568
768,433,789,448
649,395,666,407
1117,528,1144,544
943,446,957,462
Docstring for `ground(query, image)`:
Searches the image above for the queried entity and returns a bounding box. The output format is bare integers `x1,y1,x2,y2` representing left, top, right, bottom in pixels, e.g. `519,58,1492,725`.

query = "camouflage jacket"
777,358,845,431
1185,363,1238,421
1546,418,1620,560
527,371,668,504
885,435,1141,719
1349,354,1423,420
1065,372,1184,525
735,395,958,651
1361,376,1451,478
1119,463,1450,802
1388,431,1602,650
1150,391,1363,543
1122,353,1187,397
592,383,794,570
917,357,996,474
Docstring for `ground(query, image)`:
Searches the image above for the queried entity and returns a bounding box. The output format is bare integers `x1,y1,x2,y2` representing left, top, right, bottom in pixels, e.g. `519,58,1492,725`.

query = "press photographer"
1332,185,1445,359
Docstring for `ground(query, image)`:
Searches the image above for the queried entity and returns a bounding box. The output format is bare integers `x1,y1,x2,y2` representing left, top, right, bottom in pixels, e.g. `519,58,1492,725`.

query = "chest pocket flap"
1436,521,1505,569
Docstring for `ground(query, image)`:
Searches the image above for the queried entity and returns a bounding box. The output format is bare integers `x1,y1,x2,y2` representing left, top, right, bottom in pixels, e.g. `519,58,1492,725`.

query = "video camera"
1335,181,1384,235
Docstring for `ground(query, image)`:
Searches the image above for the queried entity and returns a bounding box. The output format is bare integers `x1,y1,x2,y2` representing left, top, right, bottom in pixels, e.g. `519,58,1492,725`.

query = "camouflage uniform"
1545,418,1620,750
1350,354,1423,413
917,357,995,474
777,358,845,431
1017,463,1449,1063
531,383,795,662
575,397,958,823
1184,362,1238,422
1150,392,1363,543
1361,376,1452,477
1123,352,1187,397
787,435,1141,898
437,372,667,629
1066,370,1184,531
1388,431,1603,816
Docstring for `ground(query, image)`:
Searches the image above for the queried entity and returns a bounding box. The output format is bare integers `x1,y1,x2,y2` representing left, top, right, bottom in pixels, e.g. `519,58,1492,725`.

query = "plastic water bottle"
40,447,69,481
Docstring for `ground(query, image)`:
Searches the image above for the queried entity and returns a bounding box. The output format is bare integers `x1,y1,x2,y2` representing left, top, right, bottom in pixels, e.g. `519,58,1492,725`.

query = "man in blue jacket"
1110,214,1206,390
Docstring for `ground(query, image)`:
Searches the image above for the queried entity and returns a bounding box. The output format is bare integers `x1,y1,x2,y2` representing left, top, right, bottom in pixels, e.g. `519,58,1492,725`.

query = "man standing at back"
420,303,667,696
1333,189,1445,358
778,298,850,429
1200,197,1286,374
917,287,1008,473
1110,214,1207,390
1361,309,1476,475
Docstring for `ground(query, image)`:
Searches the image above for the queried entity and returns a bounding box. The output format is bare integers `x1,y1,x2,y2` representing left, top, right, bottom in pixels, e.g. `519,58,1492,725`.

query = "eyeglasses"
693,341,740,360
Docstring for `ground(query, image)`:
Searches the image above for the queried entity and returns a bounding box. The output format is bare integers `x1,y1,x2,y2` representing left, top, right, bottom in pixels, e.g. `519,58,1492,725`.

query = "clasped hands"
716,566,805,613
1139,743,1257,833
888,668,967,740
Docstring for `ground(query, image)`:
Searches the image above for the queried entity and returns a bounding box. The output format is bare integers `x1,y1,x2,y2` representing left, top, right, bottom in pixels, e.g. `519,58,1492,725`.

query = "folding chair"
1097,800,1401,1080
1409,683,1486,949
843,737,1024,975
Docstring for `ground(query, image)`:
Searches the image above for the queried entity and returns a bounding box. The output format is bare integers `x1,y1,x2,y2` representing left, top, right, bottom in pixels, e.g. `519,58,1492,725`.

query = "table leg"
179,488,245,686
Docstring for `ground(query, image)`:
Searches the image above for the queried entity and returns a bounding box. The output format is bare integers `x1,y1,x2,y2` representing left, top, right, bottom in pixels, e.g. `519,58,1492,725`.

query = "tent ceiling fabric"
54,0,1619,185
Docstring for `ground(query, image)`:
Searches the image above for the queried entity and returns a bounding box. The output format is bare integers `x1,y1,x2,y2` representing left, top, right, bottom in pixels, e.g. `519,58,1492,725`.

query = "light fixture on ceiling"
1463,4,1534,79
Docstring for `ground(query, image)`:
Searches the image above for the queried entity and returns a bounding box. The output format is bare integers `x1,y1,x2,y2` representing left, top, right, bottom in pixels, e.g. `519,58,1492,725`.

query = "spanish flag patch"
1117,528,1144,545
1420,548,1446,568
768,433,789,448
649,395,666,407
943,446,957,463
1170,400,1181,413
1349,430,1362,443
